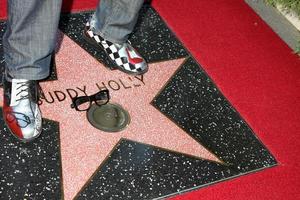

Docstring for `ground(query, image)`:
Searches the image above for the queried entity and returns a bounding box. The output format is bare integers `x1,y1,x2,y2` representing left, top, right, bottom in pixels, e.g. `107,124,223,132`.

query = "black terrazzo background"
76,58,277,199
76,140,237,200
152,58,277,171
0,108,62,199
0,4,277,200
59,5,188,69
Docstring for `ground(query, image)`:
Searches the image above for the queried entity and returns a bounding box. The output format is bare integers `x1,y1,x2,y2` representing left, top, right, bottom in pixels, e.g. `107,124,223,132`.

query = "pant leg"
3,0,62,80
91,0,144,44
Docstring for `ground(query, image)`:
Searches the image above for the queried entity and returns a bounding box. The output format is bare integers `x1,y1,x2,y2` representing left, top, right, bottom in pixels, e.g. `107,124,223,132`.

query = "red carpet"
152,1,300,200
1,0,300,199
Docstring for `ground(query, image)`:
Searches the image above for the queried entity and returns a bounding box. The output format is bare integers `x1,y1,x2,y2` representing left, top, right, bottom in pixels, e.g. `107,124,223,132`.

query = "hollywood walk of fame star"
0,32,222,200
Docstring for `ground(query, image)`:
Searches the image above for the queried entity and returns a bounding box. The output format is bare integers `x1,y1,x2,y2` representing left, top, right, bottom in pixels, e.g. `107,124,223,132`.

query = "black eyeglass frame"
70,90,110,111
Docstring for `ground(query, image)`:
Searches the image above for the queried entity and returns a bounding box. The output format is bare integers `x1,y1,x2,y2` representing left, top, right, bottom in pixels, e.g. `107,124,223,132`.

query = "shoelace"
15,81,31,102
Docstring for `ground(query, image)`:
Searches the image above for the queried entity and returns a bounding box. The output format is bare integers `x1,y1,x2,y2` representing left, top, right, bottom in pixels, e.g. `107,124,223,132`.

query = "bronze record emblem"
87,103,130,132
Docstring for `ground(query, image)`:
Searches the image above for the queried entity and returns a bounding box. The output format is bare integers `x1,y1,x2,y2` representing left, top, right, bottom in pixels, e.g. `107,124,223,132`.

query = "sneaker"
2,75,42,142
83,22,148,75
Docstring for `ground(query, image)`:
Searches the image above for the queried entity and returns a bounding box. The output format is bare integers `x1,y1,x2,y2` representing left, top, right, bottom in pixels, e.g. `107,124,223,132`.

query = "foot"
2,75,42,142
83,22,148,75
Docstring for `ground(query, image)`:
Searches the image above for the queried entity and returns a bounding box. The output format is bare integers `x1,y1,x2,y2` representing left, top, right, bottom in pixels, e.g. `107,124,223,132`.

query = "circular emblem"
87,103,130,132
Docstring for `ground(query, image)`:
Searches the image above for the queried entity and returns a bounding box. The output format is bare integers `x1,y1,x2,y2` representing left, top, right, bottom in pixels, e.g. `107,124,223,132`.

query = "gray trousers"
3,0,143,80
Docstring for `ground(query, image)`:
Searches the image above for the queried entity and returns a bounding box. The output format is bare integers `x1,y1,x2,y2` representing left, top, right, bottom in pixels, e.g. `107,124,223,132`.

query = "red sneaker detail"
3,104,24,139
126,49,143,64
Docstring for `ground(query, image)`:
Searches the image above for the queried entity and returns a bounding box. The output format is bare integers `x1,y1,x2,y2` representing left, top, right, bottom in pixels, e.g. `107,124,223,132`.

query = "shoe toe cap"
22,124,42,141
24,114,42,141
4,108,43,142
135,61,148,74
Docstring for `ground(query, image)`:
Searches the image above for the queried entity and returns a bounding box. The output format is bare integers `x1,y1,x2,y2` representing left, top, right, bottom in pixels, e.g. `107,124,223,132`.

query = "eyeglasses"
71,90,110,111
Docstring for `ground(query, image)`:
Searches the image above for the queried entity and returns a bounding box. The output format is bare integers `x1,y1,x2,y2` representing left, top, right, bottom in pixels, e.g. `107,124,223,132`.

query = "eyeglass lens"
75,96,91,111
94,91,109,106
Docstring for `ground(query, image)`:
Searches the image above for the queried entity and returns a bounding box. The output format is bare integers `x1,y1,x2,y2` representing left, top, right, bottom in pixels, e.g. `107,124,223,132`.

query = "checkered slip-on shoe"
83,22,148,75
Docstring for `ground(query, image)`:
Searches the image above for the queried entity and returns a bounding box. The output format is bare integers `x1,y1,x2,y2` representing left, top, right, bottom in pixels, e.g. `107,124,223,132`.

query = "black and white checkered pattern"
85,22,145,74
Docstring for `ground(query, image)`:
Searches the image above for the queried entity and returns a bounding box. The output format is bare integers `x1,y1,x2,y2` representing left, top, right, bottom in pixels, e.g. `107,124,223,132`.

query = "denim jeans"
3,0,144,80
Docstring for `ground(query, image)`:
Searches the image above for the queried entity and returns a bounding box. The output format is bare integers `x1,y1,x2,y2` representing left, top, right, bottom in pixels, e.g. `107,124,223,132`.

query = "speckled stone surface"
152,58,277,171
34,34,221,199
59,5,188,69
76,140,232,200
0,4,277,200
0,108,62,199
75,58,277,200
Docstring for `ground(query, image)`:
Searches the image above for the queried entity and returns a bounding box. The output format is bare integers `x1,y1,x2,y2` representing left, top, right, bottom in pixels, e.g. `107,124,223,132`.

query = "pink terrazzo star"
0,33,222,200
